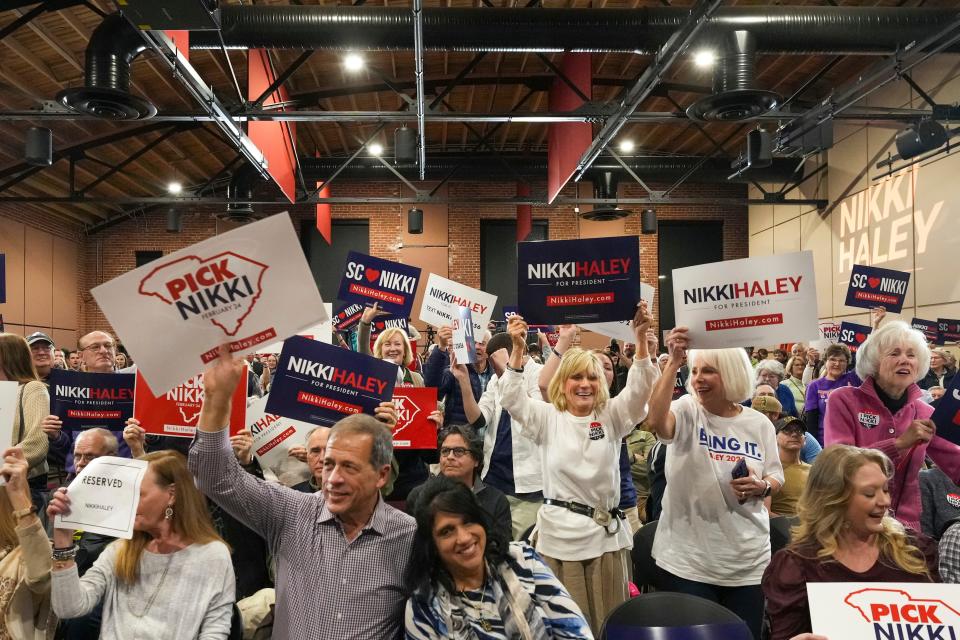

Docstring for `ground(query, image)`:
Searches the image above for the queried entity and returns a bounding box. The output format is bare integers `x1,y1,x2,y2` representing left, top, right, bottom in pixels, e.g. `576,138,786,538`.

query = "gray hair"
755,359,785,381
329,414,394,470
75,427,119,455
855,320,931,382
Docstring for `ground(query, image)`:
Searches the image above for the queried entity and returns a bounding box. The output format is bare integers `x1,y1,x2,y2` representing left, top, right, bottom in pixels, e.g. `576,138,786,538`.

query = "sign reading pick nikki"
266,335,399,426
844,264,910,313
391,387,438,449
517,236,640,325
672,251,818,349
133,368,247,439
337,251,421,318
838,321,873,353
92,213,328,395
932,374,960,447
808,583,960,640
55,456,148,539
50,370,135,431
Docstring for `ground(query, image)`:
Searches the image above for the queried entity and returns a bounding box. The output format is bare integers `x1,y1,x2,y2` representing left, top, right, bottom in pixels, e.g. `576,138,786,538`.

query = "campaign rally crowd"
0,292,958,640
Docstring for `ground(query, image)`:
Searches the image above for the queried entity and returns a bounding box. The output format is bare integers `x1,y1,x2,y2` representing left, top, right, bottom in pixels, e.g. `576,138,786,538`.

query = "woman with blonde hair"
48,450,235,639
919,347,956,391
358,303,424,386
762,445,939,640
498,304,657,633
0,334,50,509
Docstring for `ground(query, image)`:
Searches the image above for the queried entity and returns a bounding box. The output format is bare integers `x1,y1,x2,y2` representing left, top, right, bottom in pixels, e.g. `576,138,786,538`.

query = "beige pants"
543,549,630,635
505,494,542,540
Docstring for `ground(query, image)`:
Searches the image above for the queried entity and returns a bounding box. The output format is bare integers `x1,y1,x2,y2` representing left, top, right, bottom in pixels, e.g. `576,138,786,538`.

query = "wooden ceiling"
0,0,957,226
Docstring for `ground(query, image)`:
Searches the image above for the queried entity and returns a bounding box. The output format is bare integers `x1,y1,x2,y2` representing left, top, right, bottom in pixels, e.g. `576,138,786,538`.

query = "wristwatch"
506,365,525,373
761,479,772,498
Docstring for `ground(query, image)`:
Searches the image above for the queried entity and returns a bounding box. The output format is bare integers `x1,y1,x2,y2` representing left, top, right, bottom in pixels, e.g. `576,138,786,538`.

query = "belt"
543,499,625,534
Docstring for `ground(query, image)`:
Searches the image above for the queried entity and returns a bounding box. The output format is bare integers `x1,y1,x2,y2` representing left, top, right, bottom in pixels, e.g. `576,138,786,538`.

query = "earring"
164,506,174,520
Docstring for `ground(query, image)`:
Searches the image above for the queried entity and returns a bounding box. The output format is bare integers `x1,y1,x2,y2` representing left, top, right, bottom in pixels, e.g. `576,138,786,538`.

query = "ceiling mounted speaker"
746,129,772,168
395,126,417,164
25,127,52,166
641,208,657,234
166,207,182,233
408,208,423,234
895,119,948,160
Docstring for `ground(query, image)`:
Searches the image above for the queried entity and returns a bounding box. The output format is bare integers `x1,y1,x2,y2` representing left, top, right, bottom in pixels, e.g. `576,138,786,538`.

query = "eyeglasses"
80,342,115,353
73,452,101,463
439,447,470,458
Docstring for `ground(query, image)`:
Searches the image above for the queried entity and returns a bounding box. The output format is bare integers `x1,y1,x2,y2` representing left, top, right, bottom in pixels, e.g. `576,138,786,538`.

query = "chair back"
600,592,753,640
769,515,798,556
630,519,659,592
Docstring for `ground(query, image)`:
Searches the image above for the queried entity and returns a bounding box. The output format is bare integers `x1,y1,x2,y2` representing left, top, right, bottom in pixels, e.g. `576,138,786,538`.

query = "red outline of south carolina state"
137,251,269,337
844,587,960,624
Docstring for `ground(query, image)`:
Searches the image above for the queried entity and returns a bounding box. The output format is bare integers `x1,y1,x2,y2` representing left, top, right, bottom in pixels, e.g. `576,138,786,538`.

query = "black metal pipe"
189,6,960,54
298,153,802,184
84,13,148,93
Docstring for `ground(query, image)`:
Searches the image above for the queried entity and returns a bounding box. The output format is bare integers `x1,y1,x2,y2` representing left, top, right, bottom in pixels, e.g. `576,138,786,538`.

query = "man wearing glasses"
26,332,56,384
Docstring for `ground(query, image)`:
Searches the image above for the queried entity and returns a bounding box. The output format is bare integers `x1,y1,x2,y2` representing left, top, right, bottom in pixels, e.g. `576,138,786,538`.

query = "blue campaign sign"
50,370,135,431
838,321,872,353
938,318,960,343
932,374,960,447
265,335,399,426
911,317,944,345
336,251,421,318
517,236,640,325
332,302,365,331
844,264,910,313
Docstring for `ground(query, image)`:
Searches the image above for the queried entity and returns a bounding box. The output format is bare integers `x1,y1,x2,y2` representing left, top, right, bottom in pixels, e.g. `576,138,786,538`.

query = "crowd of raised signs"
0,228,959,640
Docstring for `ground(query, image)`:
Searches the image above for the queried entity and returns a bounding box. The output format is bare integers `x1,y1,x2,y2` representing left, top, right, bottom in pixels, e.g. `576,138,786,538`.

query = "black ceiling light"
687,31,780,122
641,208,658,234
895,119,949,160
408,208,423,234
395,126,417,164
581,171,632,221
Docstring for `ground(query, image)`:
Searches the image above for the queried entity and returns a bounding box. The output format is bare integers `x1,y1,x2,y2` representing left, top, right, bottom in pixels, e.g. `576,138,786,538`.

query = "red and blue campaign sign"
911,318,944,345
391,387,438,449
844,264,910,313
932,373,960,447
938,318,960,343
838,321,872,353
517,236,640,325
50,370,135,431
265,335,399,426
332,302,365,331
337,251,421,318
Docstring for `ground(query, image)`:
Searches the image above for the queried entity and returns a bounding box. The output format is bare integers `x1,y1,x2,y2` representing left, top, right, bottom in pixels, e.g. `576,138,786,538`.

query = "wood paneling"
52,236,78,329
0,218,25,324
23,226,53,326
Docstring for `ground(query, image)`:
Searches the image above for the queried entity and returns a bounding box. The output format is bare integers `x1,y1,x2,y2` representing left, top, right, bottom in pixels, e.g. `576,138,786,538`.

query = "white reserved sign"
419,273,497,334
581,283,655,342
808,582,960,639
92,213,329,394
55,456,148,539
259,303,334,353
672,251,818,349
246,395,316,471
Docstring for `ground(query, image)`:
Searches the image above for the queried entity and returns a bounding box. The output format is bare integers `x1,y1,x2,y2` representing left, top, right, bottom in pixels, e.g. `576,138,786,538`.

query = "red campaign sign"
391,386,437,450
133,367,247,438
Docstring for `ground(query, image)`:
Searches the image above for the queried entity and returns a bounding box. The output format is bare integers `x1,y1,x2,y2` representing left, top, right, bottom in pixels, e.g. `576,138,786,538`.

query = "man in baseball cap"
26,332,55,384
770,417,810,517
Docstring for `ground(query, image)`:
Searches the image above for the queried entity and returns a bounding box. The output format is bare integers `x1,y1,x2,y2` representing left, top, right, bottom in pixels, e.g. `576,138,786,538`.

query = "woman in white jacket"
498,303,658,633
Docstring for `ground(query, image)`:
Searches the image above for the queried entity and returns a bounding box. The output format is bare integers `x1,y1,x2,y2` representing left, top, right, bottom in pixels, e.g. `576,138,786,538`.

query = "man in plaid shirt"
189,346,416,639
941,519,960,583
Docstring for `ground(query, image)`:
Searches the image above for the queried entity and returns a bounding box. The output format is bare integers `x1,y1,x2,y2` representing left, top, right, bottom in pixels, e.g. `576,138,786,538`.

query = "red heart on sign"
855,333,867,343
375,322,385,330
867,277,881,288
365,268,381,283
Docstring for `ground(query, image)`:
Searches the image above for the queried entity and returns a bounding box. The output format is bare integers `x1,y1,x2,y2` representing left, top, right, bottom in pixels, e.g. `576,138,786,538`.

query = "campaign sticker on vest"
133,368,247,438
337,251,421,318
0,381,17,453
911,318,944,345
672,251,818,349
245,395,316,470
844,264,910,313
266,335,398,426
332,302,365,331
55,456,148,539
259,303,334,353
938,318,960,343
518,236,640,325
420,273,497,335
92,213,328,395
839,321,872,353
947,493,960,509
931,374,960,447
391,387,438,449
808,583,960,640
857,412,880,429
588,421,606,441
50,370,135,431
581,282,655,342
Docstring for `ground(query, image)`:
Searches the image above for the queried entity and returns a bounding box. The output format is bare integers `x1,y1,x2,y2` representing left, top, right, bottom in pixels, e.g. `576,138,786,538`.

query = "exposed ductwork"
299,153,803,185
189,6,960,54
57,13,156,120
583,171,632,221
223,164,266,223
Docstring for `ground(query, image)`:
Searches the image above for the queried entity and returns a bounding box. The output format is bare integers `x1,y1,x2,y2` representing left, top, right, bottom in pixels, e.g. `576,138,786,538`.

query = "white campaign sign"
450,305,477,364
812,320,842,351
0,381,18,452
92,213,328,394
55,456,148,539
672,251,818,349
419,274,497,334
581,283,655,342
259,303,334,353
808,582,960,639
246,395,316,470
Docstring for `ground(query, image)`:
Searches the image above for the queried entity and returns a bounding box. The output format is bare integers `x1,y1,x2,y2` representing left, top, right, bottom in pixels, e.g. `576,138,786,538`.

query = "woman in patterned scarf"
404,476,591,640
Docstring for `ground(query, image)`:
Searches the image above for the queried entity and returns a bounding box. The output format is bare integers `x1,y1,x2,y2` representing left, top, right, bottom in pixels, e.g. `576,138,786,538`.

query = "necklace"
458,583,493,632
127,553,174,619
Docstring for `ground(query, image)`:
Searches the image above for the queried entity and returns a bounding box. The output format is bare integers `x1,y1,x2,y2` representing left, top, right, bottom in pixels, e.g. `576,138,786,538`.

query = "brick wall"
64,179,745,336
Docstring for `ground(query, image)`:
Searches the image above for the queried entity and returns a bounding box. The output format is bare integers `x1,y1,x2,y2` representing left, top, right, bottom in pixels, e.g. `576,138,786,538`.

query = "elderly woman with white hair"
824,321,960,532
646,327,784,640
753,359,799,418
